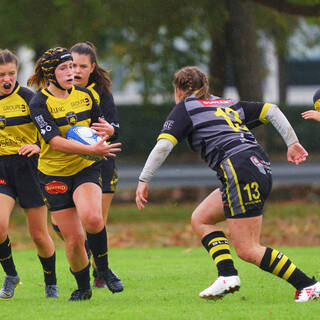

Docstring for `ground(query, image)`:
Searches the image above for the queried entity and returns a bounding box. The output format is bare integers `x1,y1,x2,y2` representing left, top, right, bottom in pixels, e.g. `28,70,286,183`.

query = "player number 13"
243,182,260,201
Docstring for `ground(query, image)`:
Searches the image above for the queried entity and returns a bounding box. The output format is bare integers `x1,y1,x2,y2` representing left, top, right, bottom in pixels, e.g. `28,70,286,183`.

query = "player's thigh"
73,182,102,215
191,188,225,225
73,182,104,233
0,193,15,239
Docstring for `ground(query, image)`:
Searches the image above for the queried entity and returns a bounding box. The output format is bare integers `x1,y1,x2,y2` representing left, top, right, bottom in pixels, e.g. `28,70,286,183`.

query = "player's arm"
264,103,308,165
49,135,121,158
136,102,191,210
301,110,320,122
92,92,120,141
301,90,320,121
18,143,40,157
136,139,174,210
89,92,116,139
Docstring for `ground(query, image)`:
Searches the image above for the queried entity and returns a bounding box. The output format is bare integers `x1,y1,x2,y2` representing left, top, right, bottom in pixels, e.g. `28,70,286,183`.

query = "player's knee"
190,213,198,230
30,230,51,248
0,224,9,242
82,214,104,233
65,235,85,253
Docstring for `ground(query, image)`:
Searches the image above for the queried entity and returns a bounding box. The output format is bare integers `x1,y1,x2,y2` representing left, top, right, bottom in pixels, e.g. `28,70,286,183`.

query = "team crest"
66,112,77,125
0,116,6,129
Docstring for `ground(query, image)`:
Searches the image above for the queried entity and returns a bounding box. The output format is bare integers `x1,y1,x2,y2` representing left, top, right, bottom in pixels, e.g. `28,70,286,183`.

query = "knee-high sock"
0,236,17,276
86,227,109,272
201,231,238,277
38,252,57,285
260,247,316,290
70,263,90,290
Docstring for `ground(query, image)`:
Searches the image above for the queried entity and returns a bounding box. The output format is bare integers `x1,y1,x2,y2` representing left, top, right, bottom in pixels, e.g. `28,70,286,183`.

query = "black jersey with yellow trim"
87,82,119,141
29,85,102,176
157,94,271,170
0,82,38,156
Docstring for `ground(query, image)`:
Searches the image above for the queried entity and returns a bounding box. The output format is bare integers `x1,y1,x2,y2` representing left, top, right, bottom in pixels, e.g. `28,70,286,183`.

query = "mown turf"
0,247,320,320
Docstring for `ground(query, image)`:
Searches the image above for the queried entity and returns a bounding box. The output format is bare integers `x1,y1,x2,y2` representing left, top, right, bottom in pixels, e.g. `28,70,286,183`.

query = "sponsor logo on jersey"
0,178,6,185
0,116,6,129
66,112,77,125
250,156,271,175
45,181,68,194
70,98,90,108
49,106,65,113
3,104,26,113
35,115,48,128
200,99,232,106
163,120,174,130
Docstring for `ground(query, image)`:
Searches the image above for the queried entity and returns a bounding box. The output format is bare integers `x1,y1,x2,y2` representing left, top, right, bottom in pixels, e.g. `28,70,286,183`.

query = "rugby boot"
0,275,20,300
199,275,240,301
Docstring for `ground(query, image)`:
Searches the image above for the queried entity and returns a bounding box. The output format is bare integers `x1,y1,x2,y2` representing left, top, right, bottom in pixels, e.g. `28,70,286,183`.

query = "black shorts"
38,162,102,212
100,158,118,193
0,154,45,208
217,148,272,219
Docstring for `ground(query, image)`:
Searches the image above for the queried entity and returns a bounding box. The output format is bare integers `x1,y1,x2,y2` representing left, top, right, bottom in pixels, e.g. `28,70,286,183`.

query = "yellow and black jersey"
29,85,101,176
87,82,119,141
0,82,37,156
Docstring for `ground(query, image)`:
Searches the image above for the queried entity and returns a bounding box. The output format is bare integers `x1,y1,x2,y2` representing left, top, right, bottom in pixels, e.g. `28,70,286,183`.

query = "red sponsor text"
45,181,68,194
200,99,231,106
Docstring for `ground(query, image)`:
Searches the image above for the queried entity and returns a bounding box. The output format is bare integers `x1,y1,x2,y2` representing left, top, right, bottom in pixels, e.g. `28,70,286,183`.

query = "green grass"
0,247,320,320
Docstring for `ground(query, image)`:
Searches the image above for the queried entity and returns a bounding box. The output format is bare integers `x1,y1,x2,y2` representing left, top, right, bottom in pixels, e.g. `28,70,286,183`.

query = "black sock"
38,252,57,285
84,239,91,260
0,236,17,276
70,263,90,290
86,227,108,272
260,247,316,290
201,231,238,277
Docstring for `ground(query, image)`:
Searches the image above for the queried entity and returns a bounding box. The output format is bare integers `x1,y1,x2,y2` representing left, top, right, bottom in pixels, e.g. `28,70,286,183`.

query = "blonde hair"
173,66,210,101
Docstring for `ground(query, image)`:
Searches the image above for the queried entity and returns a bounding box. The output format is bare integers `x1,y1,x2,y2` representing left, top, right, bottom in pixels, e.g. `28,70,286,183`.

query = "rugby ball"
66,125,103,161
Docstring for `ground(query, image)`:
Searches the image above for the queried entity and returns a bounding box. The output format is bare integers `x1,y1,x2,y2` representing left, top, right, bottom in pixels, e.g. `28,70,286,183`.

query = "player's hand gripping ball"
66,125,105,161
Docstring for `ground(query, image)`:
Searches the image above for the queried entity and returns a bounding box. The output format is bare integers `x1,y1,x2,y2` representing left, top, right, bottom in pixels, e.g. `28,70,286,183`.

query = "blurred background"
0,0,320,248
2,1,320,246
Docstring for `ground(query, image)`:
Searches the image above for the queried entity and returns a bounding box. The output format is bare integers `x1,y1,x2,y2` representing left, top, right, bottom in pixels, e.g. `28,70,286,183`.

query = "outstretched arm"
135,139,174,209
266,104,308,165
301,110,320,122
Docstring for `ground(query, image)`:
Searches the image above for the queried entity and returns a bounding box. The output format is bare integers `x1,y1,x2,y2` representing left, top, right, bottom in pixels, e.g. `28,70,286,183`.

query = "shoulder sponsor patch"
45,180,68,194
199,99,232,106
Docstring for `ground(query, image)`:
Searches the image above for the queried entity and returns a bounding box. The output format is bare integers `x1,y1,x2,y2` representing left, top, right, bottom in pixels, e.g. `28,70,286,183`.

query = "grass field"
3,200,320,319
0,247,320,320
